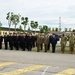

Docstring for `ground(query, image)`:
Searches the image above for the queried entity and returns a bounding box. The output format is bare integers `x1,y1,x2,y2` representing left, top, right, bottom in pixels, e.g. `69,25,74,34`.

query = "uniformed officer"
26,33,33,51
32,34,36,48
44,34,49,52
19,33,23,49
22,33,27,51
15,33,20,50
8,33,13,50
69,33,75,54
50,33,59,53
47,33,51,50
4,33,8,50
12,33,16,48
0,32,3,49
60,34,67,53
40,34,44,50
36,33,42,52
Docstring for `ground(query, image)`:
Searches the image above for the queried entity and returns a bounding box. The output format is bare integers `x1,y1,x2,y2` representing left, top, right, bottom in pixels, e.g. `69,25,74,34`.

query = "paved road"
0,50,75,75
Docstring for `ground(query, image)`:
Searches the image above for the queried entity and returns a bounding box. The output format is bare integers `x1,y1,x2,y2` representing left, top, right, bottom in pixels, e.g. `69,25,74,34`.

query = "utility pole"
59,17,61,31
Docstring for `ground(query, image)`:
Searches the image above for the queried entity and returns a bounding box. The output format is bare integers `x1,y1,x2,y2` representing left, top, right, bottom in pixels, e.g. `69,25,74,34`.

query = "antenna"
59,17,61,31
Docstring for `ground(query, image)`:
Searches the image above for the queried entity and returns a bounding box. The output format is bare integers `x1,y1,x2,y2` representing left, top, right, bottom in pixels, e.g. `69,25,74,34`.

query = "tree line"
0,12,74,34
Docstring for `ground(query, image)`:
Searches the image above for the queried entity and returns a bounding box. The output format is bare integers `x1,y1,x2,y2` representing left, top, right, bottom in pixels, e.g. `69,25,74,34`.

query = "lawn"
2,43,75,54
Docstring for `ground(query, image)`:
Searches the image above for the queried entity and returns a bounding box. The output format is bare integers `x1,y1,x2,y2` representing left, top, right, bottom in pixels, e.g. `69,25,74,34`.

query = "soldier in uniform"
69,33,75,54
22,33,27,51
32,34,36,48
36,33,42,52
47,33,51,51
26,33,33,51
60,34,67,53
44,34,49,52
8,33,13,50
19,33,23,49
40,34,44,50
12,33,16,48
0,32,3,49
4,33,8,50
15,33,20,50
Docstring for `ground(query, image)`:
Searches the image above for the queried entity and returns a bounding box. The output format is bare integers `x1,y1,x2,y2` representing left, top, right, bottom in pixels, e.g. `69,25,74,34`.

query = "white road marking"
41,66,49,75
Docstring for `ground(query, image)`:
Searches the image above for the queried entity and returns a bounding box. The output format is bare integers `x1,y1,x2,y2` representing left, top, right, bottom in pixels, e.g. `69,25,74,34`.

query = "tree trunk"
9,25,10,34
35,29,36,34
8,19,11,34
24,25,26,33
15,25,16,32
32,28,33,32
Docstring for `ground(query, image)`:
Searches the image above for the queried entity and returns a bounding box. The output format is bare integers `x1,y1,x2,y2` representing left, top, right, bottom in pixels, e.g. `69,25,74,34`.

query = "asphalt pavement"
0,50,75,75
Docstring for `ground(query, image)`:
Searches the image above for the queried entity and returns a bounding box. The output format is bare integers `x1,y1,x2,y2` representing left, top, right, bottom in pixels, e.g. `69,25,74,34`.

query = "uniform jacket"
50,35,59,45
44,36,49,44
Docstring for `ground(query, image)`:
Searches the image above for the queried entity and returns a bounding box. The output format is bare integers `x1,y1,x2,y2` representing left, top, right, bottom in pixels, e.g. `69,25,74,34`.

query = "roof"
1,27,20,31
0,27,39,33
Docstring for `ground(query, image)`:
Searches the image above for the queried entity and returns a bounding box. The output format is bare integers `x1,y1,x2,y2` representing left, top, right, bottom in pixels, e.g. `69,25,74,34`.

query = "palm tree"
11,13,20,32
21,17,28,33
69,28,72,32
39,25,44,33
73,29,75,32
30,20,34,31
52,28,55,31
55,28,58,32
48,27,51,32
34,21,38,33
0,21,2,31
65,28,68,32
28,27,31,33
6,12,13,33
30,21,38,33
43,25,49,33
19,25,23,32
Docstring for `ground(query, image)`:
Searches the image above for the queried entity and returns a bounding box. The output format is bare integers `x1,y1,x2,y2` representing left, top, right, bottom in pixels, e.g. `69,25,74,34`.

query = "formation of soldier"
0,32,75,54
60,33,75,54
0,32,36,51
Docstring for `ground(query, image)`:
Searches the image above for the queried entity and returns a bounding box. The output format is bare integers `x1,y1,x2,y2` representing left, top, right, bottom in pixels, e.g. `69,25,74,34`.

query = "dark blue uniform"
4,34,8,50
50,34,59,53
0,35,3,49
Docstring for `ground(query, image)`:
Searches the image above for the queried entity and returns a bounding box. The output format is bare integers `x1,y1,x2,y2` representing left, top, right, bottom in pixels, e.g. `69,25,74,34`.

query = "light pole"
59,17,61,31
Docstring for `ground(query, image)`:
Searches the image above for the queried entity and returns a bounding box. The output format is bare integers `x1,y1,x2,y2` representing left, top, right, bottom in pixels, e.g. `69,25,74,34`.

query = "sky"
0,0,75,31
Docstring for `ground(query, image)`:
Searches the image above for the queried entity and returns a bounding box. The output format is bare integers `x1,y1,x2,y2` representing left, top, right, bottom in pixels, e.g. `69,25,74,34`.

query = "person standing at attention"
50,33,59,53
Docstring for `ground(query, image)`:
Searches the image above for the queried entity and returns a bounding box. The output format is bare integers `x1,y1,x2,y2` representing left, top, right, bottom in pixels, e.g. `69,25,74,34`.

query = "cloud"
0,0,75,30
